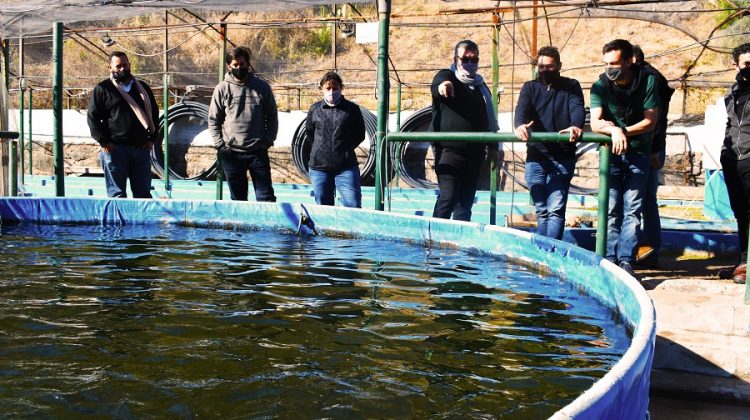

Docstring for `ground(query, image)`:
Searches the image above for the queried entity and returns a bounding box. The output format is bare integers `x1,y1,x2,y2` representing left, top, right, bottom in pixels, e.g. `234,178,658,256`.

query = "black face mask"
739,67,750,83
231,67,249,80
112,69,131,82
538,70,560,85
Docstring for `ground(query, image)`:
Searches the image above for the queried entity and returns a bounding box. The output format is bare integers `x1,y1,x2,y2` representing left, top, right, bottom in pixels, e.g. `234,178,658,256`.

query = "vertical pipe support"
374,0,391,211
490,13,501,226
8,135,17,196
163,73,171,197
18,35,24,184
216,21,228,201
27,88,33,175
18,83,24,186
595,144,611,257
52,22,65,197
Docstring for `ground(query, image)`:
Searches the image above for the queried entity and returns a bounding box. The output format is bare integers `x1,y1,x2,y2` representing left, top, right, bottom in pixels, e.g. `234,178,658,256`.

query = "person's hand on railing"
610,126,628,155
559,126,582,142
514,121,534,141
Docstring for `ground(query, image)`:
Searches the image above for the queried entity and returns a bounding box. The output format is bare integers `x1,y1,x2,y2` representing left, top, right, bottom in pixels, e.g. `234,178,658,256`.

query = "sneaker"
718,266,735,280
635,245,655,263
619,261,640,280
732,264,747,284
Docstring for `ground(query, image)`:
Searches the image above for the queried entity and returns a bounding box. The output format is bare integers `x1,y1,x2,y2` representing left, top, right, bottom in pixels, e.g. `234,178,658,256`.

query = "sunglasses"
458,56,479,64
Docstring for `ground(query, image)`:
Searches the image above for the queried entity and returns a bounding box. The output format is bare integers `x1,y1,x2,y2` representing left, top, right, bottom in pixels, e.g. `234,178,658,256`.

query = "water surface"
0,224,629,418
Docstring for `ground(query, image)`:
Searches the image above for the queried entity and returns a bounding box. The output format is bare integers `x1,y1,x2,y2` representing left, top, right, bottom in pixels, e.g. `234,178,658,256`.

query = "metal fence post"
595,144,611,258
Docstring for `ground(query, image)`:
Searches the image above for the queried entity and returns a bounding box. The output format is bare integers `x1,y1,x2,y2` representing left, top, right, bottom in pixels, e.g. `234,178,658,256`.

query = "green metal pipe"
374,0,391,211
492,14,500,114
163,74,170,197
387,131,612,256
489,158,497,225
8,137,17,196
18,86,24,186
215,22,227,201
596,145,611,257
52,22,65,197
387,131,611,143
27,88,32,175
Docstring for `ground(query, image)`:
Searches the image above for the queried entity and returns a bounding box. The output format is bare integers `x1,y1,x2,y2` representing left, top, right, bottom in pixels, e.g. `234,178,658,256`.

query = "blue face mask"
460,62,478,76
324,90,342,105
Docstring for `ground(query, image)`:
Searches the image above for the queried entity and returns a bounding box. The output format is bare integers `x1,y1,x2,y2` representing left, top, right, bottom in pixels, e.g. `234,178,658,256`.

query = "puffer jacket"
722,82,750,161
305,97,365,172
208,73,278,154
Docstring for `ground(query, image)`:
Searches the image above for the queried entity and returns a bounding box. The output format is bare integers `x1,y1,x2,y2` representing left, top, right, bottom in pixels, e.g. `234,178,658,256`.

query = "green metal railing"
382,131,612,257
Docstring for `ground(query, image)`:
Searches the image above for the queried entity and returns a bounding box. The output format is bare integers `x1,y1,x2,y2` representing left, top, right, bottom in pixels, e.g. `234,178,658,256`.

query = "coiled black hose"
393,105,598,194
151,101,217,181
291,105,382,185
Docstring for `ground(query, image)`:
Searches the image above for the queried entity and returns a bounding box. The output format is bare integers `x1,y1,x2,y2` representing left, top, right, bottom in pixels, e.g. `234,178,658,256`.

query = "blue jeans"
309,166,362,208
525,158,576,240
99,144,152,198
606,152,649,264
641,151,665,255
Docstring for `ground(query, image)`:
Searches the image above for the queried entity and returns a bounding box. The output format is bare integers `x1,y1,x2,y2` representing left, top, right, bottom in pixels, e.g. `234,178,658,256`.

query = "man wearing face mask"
590,39,659,279
87,51,159,198
209,46,278,202
718,43,750,284
305,71,366,207
431,39,500,222
514,46,585,240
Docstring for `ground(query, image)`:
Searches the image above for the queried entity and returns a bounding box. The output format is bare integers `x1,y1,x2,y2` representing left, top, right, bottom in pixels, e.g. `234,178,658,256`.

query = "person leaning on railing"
514,45,585,241
589,39,659,281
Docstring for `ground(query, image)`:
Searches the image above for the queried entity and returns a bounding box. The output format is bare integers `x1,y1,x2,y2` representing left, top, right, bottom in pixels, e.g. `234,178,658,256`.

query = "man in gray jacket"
719,42,750,284
209,47,278,202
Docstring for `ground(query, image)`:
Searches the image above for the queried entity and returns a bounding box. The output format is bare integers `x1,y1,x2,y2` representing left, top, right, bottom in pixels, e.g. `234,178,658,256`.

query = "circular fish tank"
0,198,655,418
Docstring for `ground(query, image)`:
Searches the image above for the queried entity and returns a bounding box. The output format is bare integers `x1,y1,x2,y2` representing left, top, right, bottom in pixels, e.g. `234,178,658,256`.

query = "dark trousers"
721,154,750,263
220,149,276,202
432,154,482,222
99,145,152,199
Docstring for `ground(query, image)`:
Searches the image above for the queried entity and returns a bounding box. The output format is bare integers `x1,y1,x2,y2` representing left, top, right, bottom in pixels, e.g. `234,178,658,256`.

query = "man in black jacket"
719,43,750,284
431,39,500,222
305,71,365,207
514,46,585,240
87,52,159,198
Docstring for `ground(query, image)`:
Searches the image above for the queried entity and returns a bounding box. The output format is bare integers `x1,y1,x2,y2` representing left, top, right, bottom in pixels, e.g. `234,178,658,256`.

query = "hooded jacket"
721,82,750,161
305,96,366,172
208,72,278,154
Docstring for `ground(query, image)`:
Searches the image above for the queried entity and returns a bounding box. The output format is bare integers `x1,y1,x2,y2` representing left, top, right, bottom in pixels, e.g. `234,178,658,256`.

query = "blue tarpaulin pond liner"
0,197,655,419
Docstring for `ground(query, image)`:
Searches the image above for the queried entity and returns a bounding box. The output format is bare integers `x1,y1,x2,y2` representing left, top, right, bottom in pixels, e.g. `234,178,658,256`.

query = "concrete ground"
635,254,750,417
